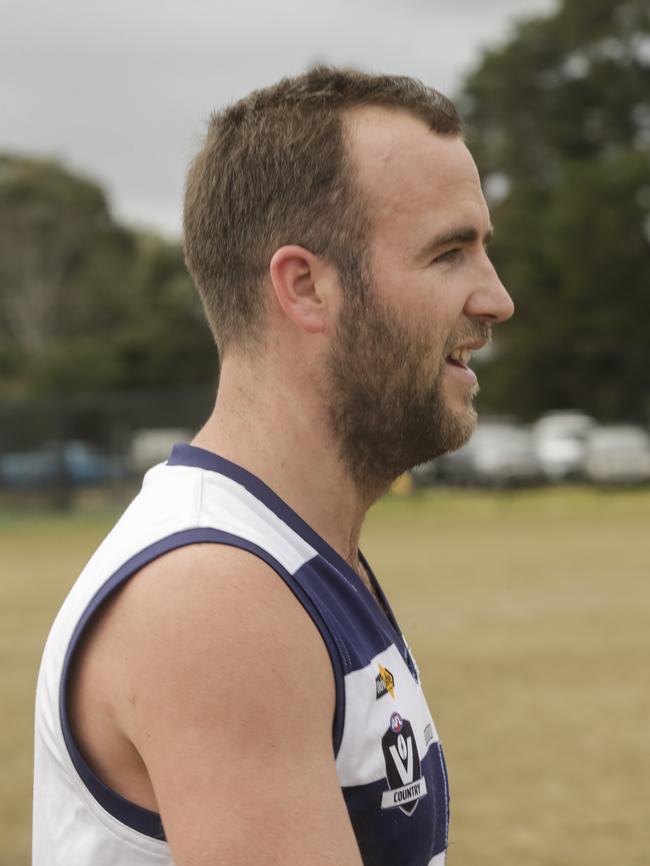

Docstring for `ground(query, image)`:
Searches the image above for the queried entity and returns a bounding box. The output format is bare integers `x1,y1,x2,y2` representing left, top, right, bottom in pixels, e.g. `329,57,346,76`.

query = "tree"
459,0,650,421
0,154,215,394
110,232,218,390
0,155,131,387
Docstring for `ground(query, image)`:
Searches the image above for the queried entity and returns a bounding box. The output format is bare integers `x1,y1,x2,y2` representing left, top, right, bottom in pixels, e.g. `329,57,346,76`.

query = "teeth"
450,348,472,366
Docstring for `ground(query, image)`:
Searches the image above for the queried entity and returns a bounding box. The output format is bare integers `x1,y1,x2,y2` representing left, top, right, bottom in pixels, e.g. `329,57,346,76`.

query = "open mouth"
445,347,472,370
444,346,479,386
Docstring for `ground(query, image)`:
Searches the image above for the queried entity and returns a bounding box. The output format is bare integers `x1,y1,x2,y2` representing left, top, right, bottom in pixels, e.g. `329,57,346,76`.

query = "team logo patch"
375,664,396,700
380,712,427,815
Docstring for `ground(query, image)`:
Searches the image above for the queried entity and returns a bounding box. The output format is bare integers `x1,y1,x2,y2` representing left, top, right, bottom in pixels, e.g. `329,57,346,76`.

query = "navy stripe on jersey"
60,529,347,839
295,557,404,675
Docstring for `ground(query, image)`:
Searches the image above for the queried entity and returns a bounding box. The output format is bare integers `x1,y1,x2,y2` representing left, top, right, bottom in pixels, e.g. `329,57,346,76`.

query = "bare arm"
115,543,364,866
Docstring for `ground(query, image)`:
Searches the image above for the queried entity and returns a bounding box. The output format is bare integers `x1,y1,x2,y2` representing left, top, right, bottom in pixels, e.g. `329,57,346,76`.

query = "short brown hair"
183,65,461,353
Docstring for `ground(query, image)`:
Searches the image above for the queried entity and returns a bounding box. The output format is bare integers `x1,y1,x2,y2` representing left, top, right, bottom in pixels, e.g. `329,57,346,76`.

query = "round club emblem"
390,712,403,733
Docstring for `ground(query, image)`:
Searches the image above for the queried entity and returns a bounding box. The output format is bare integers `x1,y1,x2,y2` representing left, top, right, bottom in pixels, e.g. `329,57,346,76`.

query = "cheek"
410,322,448,381
412,305,455,365
374,266,459,361
411,278,461,342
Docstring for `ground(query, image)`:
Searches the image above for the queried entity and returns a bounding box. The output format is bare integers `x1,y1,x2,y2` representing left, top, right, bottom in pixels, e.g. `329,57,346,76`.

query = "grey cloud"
2,0,556,236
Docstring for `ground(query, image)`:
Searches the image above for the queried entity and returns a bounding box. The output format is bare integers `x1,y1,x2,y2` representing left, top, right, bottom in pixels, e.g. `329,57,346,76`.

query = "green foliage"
0,155,216,395
462,0,650,421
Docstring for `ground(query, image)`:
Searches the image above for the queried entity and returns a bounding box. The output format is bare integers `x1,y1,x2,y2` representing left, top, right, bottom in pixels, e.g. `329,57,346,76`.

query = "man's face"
326,108,514,494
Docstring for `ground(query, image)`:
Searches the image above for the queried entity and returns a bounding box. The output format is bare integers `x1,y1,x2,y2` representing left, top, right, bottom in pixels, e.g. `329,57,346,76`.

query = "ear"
269,245,331,334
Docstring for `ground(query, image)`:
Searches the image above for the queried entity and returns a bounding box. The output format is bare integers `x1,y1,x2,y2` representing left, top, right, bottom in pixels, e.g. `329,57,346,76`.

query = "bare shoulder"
117,542,336,736
99,543,360,865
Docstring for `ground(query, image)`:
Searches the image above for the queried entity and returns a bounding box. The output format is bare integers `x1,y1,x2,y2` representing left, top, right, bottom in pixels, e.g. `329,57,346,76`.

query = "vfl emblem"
380,712,427,816
375,664,396,700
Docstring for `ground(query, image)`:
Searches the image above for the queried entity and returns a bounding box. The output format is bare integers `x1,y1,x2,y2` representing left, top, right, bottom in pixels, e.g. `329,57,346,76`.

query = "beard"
326,272,489,497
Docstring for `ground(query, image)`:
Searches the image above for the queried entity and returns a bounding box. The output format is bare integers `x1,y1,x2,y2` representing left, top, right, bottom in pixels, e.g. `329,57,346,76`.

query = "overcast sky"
2,0,557,237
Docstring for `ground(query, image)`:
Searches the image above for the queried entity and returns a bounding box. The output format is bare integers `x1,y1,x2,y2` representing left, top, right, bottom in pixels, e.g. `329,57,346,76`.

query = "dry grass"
1,488,649,865
364,488,650,865
0,509,114,866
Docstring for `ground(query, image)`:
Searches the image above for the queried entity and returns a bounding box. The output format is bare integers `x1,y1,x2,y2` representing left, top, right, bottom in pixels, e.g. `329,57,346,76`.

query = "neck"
192,354,378,577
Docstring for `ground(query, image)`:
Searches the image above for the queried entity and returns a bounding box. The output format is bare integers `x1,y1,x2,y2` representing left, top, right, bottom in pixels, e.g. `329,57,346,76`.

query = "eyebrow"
416,225,494,263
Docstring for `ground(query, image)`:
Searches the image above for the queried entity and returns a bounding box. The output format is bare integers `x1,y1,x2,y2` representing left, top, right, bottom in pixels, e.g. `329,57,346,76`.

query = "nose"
465,257,514,324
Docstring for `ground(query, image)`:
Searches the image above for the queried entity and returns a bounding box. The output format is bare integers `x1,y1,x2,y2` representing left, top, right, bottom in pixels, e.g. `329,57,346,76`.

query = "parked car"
0,441,127,490
410,459,440,488
438,421,542,488
533,411,596,482
129,428,193,474
583,425,650,485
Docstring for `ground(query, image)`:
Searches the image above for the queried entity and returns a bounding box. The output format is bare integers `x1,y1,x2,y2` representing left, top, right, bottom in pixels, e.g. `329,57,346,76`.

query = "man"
33,67,513,865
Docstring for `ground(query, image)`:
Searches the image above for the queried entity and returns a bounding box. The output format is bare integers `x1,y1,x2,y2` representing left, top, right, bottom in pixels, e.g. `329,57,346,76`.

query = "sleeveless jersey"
33,444,449,865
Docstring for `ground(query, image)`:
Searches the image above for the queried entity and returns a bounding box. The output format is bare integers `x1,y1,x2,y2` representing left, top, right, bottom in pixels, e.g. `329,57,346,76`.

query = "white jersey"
33,445,449,865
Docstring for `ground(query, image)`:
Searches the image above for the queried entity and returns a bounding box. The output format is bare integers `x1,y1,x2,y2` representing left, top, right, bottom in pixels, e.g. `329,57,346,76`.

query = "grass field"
2,487,649,865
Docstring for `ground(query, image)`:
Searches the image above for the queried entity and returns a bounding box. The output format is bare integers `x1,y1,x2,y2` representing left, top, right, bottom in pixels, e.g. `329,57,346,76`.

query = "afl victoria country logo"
380,712,427,816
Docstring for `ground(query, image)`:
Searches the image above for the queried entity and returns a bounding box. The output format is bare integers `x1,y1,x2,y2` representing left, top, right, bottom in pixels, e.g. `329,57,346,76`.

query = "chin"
446,404,478,453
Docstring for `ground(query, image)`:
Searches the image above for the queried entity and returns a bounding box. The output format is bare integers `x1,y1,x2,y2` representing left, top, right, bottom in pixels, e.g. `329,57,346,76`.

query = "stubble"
326,278,487,497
